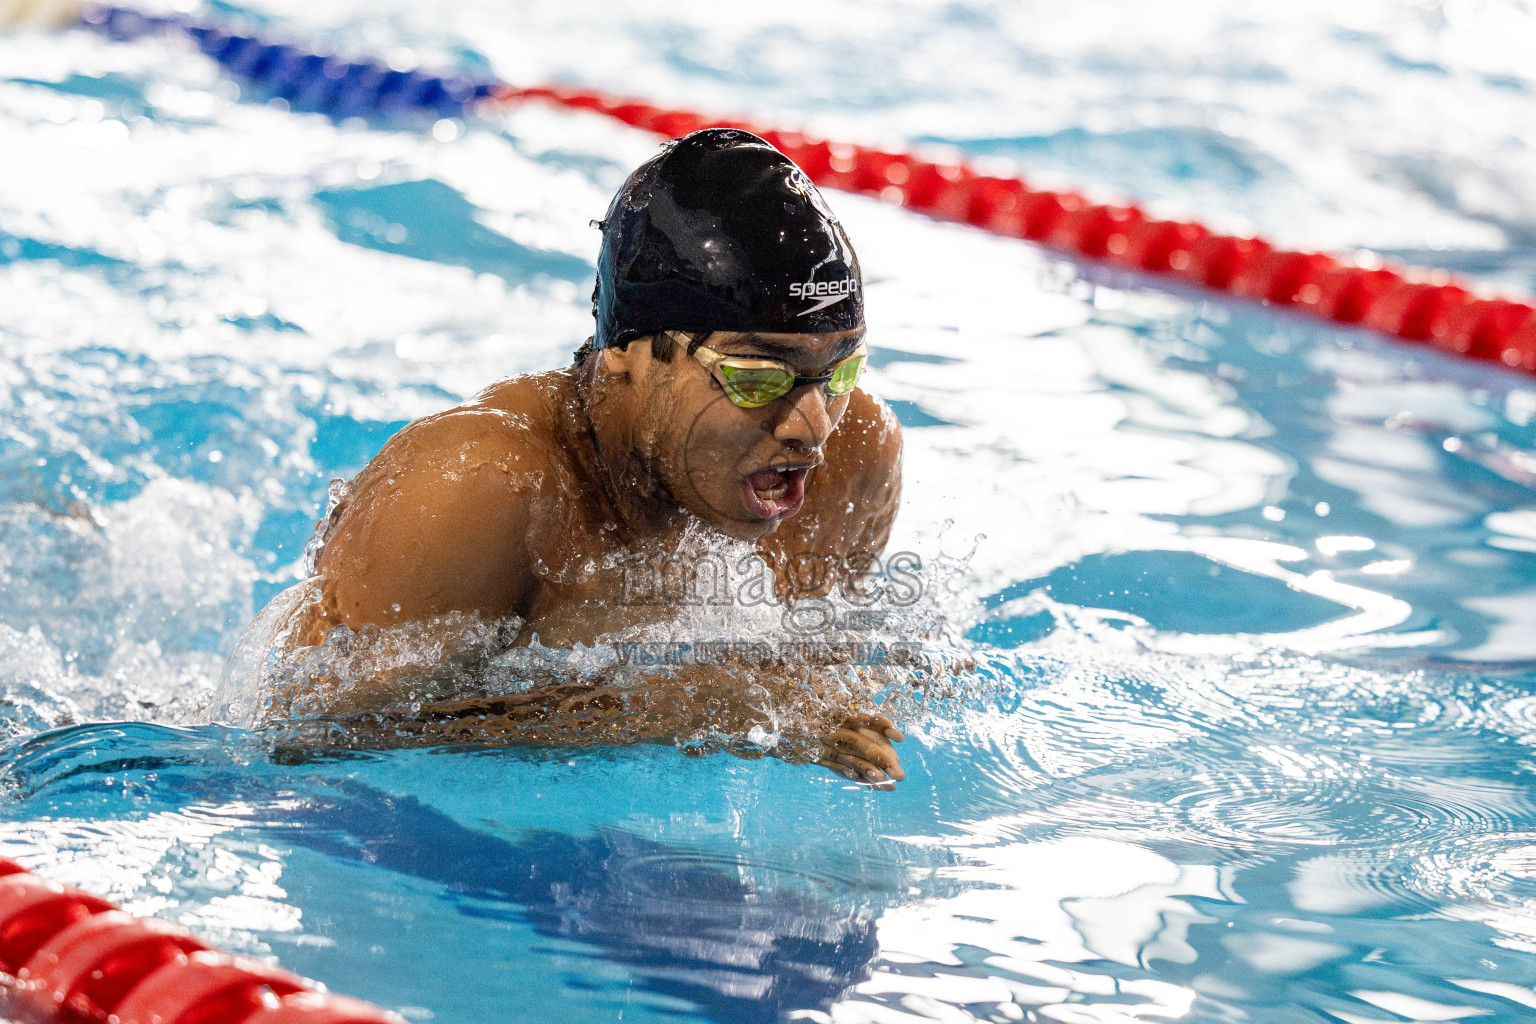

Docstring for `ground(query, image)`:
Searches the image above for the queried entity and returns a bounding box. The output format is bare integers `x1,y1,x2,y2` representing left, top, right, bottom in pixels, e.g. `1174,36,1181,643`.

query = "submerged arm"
413,660,906,786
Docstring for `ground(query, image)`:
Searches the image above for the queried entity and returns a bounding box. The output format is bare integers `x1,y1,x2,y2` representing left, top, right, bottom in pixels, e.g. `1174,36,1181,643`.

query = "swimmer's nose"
773,382,833,451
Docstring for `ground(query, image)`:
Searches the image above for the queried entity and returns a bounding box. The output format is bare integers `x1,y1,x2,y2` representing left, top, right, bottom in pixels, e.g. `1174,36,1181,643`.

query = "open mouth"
742,466,810,520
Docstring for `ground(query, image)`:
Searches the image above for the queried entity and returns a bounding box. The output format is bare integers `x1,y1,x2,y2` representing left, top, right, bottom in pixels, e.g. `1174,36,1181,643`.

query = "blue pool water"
6,1,1536,1021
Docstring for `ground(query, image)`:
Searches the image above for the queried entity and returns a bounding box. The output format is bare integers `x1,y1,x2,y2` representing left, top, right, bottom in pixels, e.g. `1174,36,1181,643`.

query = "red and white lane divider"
0,860,399,1024
496,86,1536,372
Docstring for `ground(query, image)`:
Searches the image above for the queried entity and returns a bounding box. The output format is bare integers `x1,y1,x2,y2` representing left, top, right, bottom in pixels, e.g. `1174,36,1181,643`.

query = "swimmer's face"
604,328,865,540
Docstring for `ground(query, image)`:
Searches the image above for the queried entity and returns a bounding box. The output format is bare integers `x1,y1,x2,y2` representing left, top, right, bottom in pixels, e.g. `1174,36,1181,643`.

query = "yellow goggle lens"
825,352,866,397
718,364,794,408
712,348,868,409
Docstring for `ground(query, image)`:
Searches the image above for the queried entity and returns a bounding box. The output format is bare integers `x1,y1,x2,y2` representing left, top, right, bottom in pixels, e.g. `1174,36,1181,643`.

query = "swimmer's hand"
819,713,905,790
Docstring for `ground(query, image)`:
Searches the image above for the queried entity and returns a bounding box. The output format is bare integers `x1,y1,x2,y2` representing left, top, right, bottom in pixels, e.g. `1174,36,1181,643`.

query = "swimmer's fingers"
844,711,905,743
815,755,896,790
823,728,905,782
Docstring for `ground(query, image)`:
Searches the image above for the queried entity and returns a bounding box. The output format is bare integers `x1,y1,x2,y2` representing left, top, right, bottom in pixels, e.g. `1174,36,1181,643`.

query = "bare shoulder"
375,370,571,463
306,374,573,636
374,408,533,471
827,387,903,491
339,405,555,536
348,369,577,500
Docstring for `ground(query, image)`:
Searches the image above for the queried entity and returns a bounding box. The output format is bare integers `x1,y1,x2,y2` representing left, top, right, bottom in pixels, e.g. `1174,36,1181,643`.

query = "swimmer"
288,129,905,786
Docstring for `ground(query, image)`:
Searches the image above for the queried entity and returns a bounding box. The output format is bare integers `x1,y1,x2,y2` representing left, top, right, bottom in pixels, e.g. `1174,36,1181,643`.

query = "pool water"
6,1,1536,1021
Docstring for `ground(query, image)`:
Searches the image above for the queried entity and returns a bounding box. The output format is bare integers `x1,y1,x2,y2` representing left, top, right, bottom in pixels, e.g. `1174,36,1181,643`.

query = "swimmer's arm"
421,661,906,784
746,392,906,782
632,664,907,788
298,408,545,644
846,390,903,556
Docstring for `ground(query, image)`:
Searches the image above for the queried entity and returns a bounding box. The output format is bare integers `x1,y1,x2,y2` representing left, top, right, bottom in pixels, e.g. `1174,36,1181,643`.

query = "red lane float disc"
243,991,403,1023
0,862,399,1024
16,911,210,1023
112,950,309,1024
0,875,113,975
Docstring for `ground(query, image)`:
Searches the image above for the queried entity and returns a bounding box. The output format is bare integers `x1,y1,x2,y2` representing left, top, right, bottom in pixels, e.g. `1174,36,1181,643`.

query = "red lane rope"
0,860,399,1024
495,85,1536,372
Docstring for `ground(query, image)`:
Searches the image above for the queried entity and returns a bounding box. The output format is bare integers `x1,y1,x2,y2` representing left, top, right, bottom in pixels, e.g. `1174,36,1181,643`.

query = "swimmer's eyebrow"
722,330,867,367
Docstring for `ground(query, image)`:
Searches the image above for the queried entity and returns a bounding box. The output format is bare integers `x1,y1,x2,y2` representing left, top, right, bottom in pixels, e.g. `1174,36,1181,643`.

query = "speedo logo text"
790,278,858,316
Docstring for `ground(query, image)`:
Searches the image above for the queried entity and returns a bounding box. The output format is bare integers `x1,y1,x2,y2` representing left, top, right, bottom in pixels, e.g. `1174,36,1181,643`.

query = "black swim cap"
592,128,863,350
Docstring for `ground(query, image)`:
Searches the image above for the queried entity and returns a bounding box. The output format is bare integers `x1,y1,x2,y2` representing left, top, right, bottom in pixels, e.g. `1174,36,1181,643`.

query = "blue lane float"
78,3,495,121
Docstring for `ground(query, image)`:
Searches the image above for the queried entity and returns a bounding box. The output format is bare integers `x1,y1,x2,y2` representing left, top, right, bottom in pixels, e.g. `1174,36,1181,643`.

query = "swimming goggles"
691,342,868,409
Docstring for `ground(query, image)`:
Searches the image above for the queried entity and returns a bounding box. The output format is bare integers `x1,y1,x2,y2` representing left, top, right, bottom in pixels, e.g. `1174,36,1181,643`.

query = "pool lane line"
0,859,401,1024
11,1,1536,374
